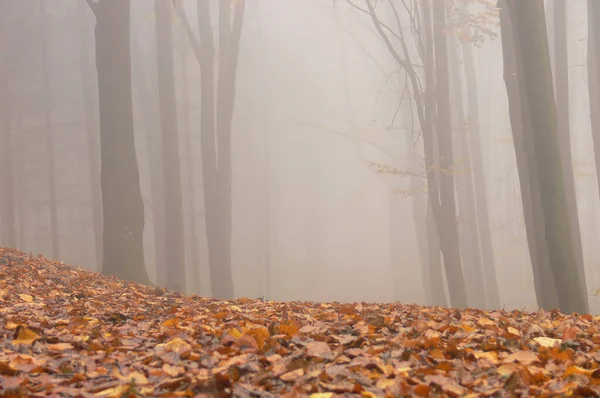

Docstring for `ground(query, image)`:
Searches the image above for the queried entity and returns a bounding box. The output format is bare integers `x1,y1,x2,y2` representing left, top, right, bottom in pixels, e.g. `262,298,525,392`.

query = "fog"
2,0,599,313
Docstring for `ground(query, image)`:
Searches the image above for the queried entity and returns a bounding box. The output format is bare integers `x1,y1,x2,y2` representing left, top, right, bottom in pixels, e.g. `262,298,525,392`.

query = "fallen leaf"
19,293,33,302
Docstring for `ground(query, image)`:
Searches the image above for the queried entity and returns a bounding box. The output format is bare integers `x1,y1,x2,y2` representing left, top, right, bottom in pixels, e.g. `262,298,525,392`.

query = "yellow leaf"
115,370,149,384
13,326,40,345
309,394,334,398
96,385,128,397
375,378,396,389
246,326,270,350
533,336,561,348
228,328,243,339
19,294,33,302
507,327,521,337
473,350,499,364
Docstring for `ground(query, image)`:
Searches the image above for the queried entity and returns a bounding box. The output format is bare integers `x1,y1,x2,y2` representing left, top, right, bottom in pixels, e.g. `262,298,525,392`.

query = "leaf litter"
2,248,600,397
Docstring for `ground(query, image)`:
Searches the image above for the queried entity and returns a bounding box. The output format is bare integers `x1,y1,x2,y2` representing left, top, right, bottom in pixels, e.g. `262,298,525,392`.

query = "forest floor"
1,249,600,397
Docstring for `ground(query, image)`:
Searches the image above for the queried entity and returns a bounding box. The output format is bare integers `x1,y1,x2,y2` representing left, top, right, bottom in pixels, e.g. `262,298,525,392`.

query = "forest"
3,0,600,395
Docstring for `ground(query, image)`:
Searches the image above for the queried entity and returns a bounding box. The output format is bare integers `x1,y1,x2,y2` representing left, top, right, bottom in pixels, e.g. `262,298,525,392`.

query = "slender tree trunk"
432,0,469,308
505,0,588,314
0,34,16,248
400,102,441,306
78,0,102,270
41,2,60,259
87,0,149,284
420,0,453,307
130,28,166,284
260,93,272,299
588,1,600,203
0,51,17,247
460,2,501,308
448,34,487,308
196,0,221,298
154,0,186,292
553,0,588,311
499,0,559,310
180,49,200,294
194,0,245,299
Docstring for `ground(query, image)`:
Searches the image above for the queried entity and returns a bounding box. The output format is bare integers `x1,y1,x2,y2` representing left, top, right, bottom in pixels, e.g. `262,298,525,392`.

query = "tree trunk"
460,1,501,309
180,49,201,294
402,106,440,306
41,2,60,259
130,28,166,284
78,0,102,271
448,33,487,308
553,0,588,312
154,0,186,292
194,0,245,299
588,1,600,204
505,0,588,314
418,0,446,307
0,34,16,249
87,0,150,284
499,0,559,310
432,0,469,308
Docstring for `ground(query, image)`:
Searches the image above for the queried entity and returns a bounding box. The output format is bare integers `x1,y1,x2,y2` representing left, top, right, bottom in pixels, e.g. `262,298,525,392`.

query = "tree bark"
553,0,588,312
505,0,588,314
460,1,501,309
588,1,600,204
420,0,447,307
192,0,245,299
130,27,166,284
154,0,186,292
0,32,16,248
41,1,60,259
180,49,201,294
432,0,469,308
448,33,487,308
87,0,150,284
499,0,559,310
78,0,102,270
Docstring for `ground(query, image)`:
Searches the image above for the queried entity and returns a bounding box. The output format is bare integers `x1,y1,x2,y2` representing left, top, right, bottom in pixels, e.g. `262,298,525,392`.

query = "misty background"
1,0,599,313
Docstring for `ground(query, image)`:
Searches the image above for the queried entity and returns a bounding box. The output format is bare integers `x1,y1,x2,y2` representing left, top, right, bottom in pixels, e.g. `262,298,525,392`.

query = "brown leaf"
306,341,332,359
504,350,540,366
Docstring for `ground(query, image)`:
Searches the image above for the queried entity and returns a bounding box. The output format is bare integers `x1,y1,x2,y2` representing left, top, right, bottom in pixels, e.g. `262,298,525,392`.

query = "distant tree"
41,1,60,259
154,0,186,292
85,0,150,285
500,0,588,314
130,25,167,286
431,0,469,308
179,48,201,294
457,0,501,309
77,0,102,270
351,0,468,307
448,31,487,307
177,0,246,299
0,23,16,248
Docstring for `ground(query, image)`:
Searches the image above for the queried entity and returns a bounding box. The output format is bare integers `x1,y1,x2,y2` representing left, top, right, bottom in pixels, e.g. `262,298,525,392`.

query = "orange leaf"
13,326,40,345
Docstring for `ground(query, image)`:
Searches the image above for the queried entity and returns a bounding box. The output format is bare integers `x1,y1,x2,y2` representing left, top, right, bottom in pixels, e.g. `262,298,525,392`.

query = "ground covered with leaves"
2,249,600,397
